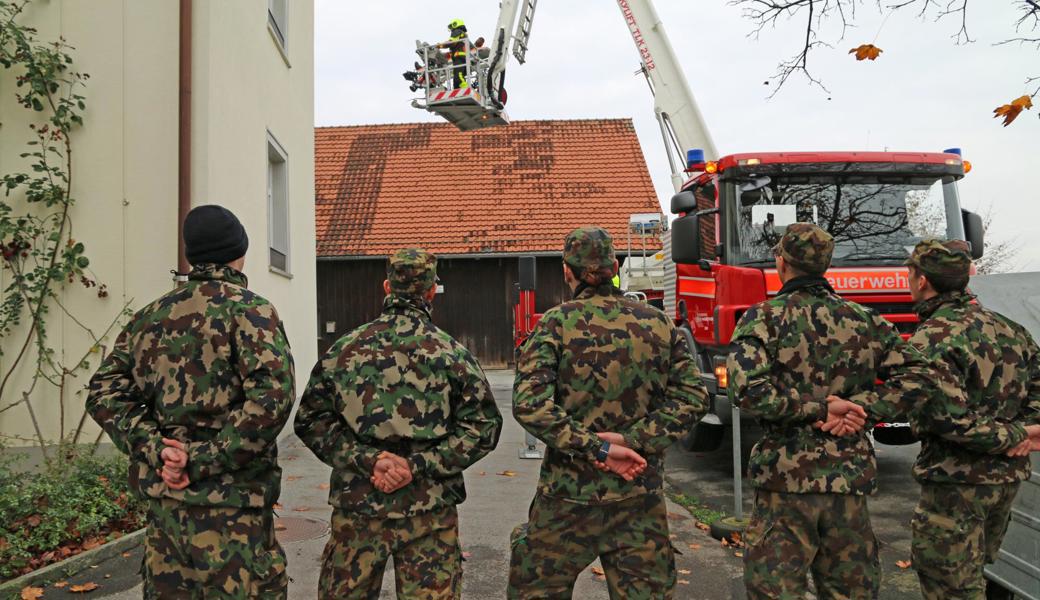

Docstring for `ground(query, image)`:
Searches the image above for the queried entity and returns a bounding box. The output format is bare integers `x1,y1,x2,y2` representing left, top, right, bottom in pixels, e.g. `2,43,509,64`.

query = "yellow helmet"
448,19,465,30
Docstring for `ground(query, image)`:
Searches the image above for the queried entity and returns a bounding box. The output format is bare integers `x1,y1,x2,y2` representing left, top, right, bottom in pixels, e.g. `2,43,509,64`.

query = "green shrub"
0,448,144,581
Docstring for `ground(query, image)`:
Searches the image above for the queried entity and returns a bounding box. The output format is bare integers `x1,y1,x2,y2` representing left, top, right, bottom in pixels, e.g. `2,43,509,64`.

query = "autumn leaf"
688,543,702,550
734,551,744,558
678,579,691,585
896,559,912,569
273,503,283,510
496,470,517,477
291,506,311,512
274,521,288,531
993,95,1034,127
462,551,473,559
849,44,883,61
20,587,44,600
678,568,692,575
285,475,302,482
694,522,710,532
69,582,99,593
317,483,330,490
53,581,69,588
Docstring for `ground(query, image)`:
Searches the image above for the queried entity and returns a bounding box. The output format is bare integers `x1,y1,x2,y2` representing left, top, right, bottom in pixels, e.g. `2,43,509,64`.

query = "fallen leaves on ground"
285,475,302,482
694,522,710,532
274,521,288,531
734,551,744,558
273,503,283,510
678,579,691,585
678,568,691,575
69,582,99,593
318,483,330,490
478,471,487,476
81,537,103,551
590,566,606,581
20,587,44,600
120,552,131,558
291,507,311,512
462,551,473,559
688,543,702,550
496,470,517,477
993,95,1034,127
849,44,883,61
896,560,912,569
53,582,69,588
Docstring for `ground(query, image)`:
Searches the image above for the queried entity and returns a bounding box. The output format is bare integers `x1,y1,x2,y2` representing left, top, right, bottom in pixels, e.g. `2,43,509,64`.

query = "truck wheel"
709,516,750,543
682,420,724,452
985,578,1015,600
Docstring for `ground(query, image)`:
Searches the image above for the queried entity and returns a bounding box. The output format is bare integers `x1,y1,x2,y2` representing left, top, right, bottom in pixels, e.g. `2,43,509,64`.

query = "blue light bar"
687,148,705,168
943,147,962,156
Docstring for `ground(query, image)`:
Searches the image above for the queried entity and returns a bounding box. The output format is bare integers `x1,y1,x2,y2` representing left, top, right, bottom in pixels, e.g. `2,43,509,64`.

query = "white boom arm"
615,0,718,192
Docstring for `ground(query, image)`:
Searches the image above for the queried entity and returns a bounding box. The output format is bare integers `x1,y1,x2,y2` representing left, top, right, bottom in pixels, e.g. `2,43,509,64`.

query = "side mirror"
671,208,718,264
962,210,984,259
671,214,702,264
671,190,696,215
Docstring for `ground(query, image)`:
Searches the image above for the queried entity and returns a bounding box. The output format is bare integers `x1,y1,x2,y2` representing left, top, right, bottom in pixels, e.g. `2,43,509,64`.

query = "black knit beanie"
183,205,249,266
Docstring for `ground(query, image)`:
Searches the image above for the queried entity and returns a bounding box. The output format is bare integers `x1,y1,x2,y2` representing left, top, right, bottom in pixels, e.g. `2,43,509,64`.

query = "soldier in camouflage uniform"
903,239,1040,599
509,226,709,600
87,205,294,599
294,248,502,600
728,223,948,600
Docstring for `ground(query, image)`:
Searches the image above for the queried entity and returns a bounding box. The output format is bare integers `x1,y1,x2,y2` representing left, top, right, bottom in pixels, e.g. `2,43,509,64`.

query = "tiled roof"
315,119,662,257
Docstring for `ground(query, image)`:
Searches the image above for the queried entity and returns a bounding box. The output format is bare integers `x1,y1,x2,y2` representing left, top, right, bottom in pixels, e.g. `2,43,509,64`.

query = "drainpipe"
176,0,192,280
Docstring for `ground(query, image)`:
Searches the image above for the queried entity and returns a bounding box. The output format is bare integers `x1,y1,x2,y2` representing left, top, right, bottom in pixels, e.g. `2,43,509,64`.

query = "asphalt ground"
666,420,925,599
63,370,745,599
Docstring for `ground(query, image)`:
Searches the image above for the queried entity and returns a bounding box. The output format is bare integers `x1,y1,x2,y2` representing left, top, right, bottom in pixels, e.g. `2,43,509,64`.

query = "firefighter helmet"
448,18,465,30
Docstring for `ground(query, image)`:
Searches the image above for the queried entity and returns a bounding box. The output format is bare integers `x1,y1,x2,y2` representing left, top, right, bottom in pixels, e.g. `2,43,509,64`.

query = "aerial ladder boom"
614,0,717,192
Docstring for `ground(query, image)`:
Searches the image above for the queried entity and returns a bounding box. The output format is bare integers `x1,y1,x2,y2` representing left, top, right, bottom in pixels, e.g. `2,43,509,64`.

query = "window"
694,179,718,260
268,0,288,53
267,134,290,274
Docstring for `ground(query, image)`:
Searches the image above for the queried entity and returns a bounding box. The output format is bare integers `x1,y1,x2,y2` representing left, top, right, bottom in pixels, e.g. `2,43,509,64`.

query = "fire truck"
408,0,986,454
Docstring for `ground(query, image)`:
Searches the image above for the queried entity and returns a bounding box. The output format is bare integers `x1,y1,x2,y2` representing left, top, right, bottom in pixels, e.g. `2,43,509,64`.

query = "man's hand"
596,445,647,481
371,452,413,494
159,438,191,490
1008,424,1040,457
814,396,868,437
161,438,188,469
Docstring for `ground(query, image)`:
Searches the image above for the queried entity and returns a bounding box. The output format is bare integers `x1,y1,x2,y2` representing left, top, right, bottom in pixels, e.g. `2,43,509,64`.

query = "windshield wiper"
837,255,908,262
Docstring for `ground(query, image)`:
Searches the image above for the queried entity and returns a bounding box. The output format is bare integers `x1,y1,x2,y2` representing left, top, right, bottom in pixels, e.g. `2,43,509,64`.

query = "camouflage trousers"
507,492,676,600
143,500,288,599
912,482,1020,600
743,490,880,600
318,505,462,600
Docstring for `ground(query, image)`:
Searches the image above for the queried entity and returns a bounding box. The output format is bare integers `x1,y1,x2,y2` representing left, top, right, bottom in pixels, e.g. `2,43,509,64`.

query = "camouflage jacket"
908,291,1039,484
87,264,295,508
294,294,502,519
513,283,708,505
727,276,942,496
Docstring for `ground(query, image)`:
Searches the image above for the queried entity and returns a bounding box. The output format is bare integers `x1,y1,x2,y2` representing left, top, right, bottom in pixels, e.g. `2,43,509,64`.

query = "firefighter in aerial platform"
447,19,470,89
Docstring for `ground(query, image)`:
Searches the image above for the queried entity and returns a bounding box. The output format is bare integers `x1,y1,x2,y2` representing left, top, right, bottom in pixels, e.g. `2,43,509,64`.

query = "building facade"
315,119,661,367
0,0,316,444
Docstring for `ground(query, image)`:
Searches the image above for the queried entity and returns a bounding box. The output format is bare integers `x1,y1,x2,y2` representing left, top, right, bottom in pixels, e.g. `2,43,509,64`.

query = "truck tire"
682,419,725,452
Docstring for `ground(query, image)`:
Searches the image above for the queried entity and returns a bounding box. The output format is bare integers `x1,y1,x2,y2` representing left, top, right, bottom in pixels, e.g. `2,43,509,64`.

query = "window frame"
267,131,292,278
267,0,290,66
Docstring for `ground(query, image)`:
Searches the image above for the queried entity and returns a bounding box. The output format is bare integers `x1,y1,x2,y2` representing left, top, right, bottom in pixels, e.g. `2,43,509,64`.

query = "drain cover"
275,516,329,544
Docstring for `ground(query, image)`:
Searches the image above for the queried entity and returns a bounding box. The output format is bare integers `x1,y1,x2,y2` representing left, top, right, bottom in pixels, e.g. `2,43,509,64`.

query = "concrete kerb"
0,529,145,599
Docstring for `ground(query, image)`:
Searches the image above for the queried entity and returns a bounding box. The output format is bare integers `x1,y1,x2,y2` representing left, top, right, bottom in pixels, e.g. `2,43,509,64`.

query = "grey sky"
315,1,1039,270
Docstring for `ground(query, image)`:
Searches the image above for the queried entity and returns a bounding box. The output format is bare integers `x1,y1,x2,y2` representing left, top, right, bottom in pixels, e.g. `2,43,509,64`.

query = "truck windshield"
728,174,954,267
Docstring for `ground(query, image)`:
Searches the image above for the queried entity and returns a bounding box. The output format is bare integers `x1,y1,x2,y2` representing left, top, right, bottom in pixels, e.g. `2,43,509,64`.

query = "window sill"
267,22,291,68
269,265,293,279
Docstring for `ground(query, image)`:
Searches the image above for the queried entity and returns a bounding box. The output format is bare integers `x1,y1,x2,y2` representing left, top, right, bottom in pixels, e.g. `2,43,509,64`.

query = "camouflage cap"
563,227,616,272
387,248,438,295
905,239,971,280
774,223,834,275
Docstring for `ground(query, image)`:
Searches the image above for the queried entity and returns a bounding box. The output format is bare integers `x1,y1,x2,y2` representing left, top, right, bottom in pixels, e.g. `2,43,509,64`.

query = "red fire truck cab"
669,148,985,451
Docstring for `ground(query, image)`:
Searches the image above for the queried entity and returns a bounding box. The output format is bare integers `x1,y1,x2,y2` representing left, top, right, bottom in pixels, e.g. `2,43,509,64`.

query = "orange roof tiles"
315,119,662,257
